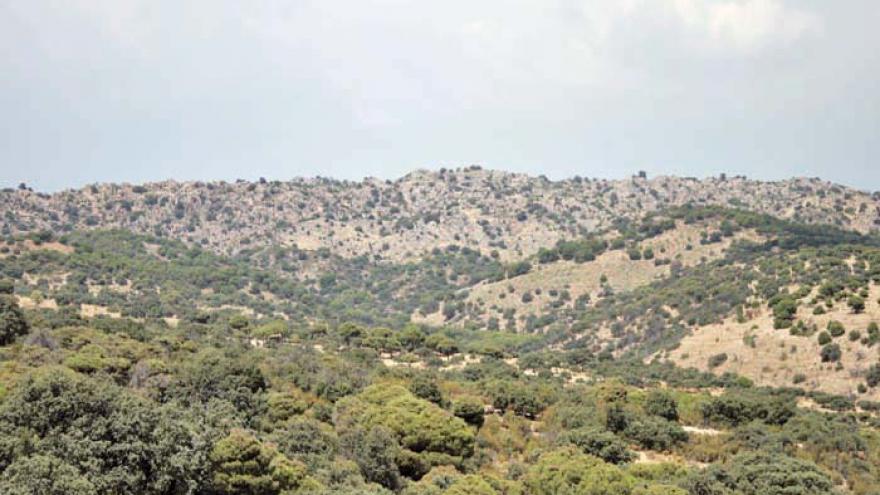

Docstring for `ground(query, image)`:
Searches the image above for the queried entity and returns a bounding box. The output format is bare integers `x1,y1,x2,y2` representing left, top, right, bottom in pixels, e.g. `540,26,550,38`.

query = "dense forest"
2,175,880,494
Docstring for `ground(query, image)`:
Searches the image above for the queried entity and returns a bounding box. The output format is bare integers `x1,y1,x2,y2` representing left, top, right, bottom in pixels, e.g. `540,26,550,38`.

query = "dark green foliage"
866,364,880,388
605,403,629,433
537,237,608,264
0,368,212,494
0,295,28,345
408,375,444,406
848,294,866,314
349,426,401,490
644,390,679,421
487,380,552,419
627,247,643,261
769,295,798,329
164,350,268,422
820,343,841,362
683,452,833,495
208,429,317,494
334,385,475,480
701,391,795,427
0,455,96,495
269,416,338,465
558,427,636,464
452,397,485,427
625,416,687,451
827,320,845,338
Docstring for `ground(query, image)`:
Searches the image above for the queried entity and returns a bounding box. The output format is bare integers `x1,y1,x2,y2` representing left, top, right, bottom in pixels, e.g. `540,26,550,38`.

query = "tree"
452,397,485,427
0,368,212,494
683,452,832,495
398,325,425,351
208,429,319,494
0,455,96,495
644,390,679,421
848,295,866,314
559,427,635,465
165,350,267,421
866,364,880,388
771,296,798,329
624,416,687,451
827,321,845,338
409,375,444,406
524,447,635,495
0,295,28,345
820,343,841,363
403,466,497,495
345,426,402,491
334,385,475,480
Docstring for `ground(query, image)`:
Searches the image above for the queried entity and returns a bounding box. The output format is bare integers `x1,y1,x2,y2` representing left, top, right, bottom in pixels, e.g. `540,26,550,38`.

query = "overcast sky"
1,1,878,192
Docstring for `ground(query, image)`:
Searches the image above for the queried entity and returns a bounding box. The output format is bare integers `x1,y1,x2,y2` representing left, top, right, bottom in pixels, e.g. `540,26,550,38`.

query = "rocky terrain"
4,167,879,261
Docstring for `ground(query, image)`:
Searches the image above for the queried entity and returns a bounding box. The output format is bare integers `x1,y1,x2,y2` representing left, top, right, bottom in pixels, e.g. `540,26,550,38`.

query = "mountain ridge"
4,167,879,261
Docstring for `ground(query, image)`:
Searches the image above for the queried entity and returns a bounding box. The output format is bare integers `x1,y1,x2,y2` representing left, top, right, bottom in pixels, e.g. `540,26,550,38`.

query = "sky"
1,0,878,192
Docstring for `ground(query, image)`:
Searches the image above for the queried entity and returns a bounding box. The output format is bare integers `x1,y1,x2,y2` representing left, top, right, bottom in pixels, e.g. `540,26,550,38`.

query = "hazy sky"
1,1,878,192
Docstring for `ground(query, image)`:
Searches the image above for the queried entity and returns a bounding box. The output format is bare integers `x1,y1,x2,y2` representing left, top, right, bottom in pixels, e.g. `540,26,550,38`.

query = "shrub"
701,393,795,427
625,416,688,451
820,343,841,363
827,321,845,338
524,448,635,495
707,353,728,369
559,427,636,464
683,452,833,495
0,295,29,345
644,390,679,421
452,397,485,427
848,295,866,314
866,364,880,388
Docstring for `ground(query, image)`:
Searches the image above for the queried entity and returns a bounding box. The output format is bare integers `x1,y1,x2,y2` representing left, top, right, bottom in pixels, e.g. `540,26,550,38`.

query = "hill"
2,169,880,494
4,168,879,260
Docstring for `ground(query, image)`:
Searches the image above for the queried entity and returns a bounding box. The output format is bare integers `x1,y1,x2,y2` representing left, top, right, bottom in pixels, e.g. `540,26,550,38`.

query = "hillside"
4,168,879,261
2,170,880,494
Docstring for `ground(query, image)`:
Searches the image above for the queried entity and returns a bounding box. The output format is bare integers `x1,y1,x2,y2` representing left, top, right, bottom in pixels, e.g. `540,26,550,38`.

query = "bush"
701,393,795,427
524,448,635,495
866,364,880,388
817,331,832,345
0,368,213,493
452,397,485,427
820,343,841,363
625,416,688,451
0,295,29,345
409,375,444,406
209,429,319,494
644,390,679,421
707,353,728,369
559,427,636,464
683,452,833,495
827,321,845,338
334,385,475,479
848,295,866,314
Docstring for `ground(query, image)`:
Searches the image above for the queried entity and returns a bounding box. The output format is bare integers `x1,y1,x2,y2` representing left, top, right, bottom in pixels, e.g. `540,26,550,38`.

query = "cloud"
0,0,877,191
671,0,823,53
